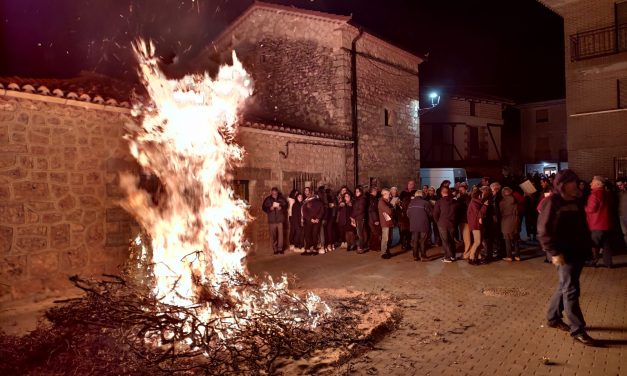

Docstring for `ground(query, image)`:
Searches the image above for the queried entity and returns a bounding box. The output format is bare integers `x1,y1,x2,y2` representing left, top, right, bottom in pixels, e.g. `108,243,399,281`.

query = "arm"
261,197,272,213
537,197,559,257
433,202,441,223
584,193,600,214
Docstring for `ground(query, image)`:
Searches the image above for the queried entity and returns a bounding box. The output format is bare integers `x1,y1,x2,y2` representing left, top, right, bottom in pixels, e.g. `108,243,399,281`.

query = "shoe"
572,332,598,347
319,248,326,254
547,320,570,332
468,259,476,265
294,247,304,253
450,257,456,262
480,258,490,265
340,242,347,249
503,257,513,262
289,245,295,252
514,256,521,261
356,248,366,254
442,258,452,263
381,252,391,259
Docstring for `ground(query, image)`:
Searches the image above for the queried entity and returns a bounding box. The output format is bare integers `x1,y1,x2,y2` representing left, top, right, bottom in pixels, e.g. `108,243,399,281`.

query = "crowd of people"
261,173,627,266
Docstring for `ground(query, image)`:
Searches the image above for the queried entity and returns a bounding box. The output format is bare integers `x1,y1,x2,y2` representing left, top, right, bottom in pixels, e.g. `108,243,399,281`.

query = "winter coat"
537,193,592,263
351,195,366,221
499,195,519,235
585,187,611,231
378,199,394,228
368,195,380,225
337,203,354,231
302,197,324,223
433,195,457,230
290,200,303,227
262,194,288,224
620,190,627,217
407,197,432,233
455,193,471,224
467,198,487,231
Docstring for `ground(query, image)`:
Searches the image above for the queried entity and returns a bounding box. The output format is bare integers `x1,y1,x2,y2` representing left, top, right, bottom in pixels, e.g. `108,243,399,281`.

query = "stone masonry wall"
0,96,136,302
354,38,420,187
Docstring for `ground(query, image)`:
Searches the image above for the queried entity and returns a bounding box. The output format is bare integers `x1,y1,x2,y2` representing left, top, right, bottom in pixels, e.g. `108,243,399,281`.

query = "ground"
1,242,626,376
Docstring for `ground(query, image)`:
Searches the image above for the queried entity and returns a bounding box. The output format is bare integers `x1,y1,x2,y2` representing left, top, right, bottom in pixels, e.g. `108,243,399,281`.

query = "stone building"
420,92,513,180
0,2,422,301
538,0,627,180
517,99,568,175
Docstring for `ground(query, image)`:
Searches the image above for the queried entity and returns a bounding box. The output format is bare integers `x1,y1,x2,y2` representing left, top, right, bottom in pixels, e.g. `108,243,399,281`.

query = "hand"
551,255,565,266
374,221,380,226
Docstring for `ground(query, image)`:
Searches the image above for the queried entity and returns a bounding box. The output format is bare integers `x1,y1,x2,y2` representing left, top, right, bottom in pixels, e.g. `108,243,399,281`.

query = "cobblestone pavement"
249,244,627,376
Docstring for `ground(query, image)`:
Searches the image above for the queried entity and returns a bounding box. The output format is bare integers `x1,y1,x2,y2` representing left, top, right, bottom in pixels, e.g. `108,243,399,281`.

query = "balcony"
570,23,627,61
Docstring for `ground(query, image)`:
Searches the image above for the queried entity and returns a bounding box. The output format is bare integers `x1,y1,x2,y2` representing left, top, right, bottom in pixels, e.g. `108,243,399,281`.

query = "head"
590,176,605,190
271,187,279,199
407,180,416,191
490,182,501,195
414,190,424,198
355,186,363,198
458,183,468,195
441,180,451,188
381,188,391,200
540,177,550,189
553,169,581,200
480,186,491,200
304,186,312,198
343,192,352,203
428,186,436,196
289,189,298,199
480,177,490,186
617,180,625,192
422,185,429,193
390,186,399,197
502,187,512,196
339,186,348,196
370,186,378,196
296,192,304,202
471,190,482,200
440,186,450,197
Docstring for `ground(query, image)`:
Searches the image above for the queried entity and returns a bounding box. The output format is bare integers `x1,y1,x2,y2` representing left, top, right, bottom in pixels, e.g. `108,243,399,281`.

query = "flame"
120,40,329,342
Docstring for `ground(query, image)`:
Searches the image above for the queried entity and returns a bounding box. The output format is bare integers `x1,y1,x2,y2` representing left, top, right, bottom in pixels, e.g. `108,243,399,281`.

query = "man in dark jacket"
538,169,597,346
262,187,288,254
301,187,325,256
351,186,367,253
407,190,432,261
433,186,457,262
368,187,382,251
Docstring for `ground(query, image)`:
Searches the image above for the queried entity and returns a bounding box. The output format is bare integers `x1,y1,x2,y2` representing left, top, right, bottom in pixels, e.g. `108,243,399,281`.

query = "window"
468,126,480,159
619,78,627,108
615,156,627,179
535,109,549,123
470,102,477,116
384,108,391,127
232,180,249,202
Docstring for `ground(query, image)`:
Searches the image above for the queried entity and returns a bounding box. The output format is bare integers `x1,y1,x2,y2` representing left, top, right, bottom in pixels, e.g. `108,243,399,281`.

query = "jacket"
407,197,432,233
262,194,288,224
368,195,379,225
467,198,487,231
378,199,394,228
337,203,353,230
499,195,518,234
585,187,611,231
537,193,592,263
433,195,457,230
351,195,366,221
302,196,325,223
290,200,303,226
455,193,471,224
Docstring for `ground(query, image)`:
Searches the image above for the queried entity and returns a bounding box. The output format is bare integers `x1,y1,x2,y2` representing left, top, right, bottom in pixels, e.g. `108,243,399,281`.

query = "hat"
553,169,579,193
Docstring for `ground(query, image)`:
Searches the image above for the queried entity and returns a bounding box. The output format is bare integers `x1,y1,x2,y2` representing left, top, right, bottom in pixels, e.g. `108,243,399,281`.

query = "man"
489,182,503,259
399,180,417,250
301,186,324,256
433,186,458,262
407,190,432,261
379,188,394,259
537,169,597,346
368,187,382,251
455,183,472,259
261,187,288,255
618,179,627,248
585,176,613,268
351,186,367,253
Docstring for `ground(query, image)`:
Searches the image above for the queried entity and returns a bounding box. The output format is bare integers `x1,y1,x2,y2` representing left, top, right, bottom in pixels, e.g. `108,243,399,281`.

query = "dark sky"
0,0,564,102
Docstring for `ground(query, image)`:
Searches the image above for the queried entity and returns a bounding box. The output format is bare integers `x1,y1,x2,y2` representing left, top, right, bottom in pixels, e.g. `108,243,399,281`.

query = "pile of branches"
0,273,381,376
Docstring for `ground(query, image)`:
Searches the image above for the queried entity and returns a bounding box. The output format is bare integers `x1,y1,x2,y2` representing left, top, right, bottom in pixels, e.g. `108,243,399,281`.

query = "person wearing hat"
537,169,597,346
262,187,288,255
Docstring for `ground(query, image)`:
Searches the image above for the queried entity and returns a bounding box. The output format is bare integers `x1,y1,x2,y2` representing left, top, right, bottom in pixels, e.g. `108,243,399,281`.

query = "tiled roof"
242,118,352,141
0,73,144,108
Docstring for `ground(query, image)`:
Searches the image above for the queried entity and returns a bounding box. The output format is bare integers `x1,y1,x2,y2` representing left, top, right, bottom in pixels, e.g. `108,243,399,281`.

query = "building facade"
420,93,513,181
539,0,627,180
517,99,568,175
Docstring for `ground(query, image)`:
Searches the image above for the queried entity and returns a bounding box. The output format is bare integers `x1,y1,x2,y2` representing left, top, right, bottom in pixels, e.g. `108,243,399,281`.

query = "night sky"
0,0,564,103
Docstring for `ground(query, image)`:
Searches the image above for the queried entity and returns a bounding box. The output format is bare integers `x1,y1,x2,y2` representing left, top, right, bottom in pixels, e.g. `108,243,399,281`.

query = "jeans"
547,261,586,335
381,227,390,253
304,221,321,250
355,219,366,250
460,223,471,258
411,231,428,259
438,227,457,260
268,223,283,253
469,229,482,260
590,230,613,267
504,236,520,258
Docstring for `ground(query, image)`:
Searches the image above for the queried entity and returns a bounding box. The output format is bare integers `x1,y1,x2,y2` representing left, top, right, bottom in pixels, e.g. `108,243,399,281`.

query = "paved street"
250,244,627,376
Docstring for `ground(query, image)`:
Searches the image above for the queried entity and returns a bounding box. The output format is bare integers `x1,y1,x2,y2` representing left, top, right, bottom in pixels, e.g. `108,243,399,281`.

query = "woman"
500,187,520,261
426,186,441,247
351,186,367,253
322,189,337,254
337,192,356,251
467,189,487,265
287,189,299,252
368,187,382,251
290,192,305,252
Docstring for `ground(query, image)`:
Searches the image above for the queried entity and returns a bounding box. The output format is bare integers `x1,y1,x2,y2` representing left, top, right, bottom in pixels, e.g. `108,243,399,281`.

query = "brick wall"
559,0,627,179
0,96,136,302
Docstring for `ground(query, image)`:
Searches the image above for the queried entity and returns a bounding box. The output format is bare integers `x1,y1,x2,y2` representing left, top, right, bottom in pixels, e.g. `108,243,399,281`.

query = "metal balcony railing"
570,23,627,61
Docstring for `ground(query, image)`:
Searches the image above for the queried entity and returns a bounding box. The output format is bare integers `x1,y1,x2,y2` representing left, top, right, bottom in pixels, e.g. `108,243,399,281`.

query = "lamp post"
419,92,440,115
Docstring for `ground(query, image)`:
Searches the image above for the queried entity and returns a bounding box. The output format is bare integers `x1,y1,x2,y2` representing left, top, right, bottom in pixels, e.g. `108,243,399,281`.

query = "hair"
502,187,513,195
295,192,304,201
440,186,450,195
591,176,605,186
489,182,501,190
414,190,423,197
471,190,482,199
355,185,363,196
271,187,279,192
381,188,390,195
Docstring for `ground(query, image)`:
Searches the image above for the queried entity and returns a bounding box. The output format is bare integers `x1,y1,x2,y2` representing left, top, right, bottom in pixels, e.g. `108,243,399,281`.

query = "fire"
119,40,329,342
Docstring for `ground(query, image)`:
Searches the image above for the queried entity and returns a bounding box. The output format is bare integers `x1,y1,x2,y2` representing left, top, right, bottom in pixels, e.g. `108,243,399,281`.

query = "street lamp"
429,92,440,107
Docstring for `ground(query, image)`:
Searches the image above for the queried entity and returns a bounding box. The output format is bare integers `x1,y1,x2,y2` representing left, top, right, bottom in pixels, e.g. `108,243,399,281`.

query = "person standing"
301,187,324,256
379,188,394,259
407,190,432,261
538,169,597,346
337,192,357,251
467,190,487,265
433,186,458,262
618,179,627,248
261,187,288,255
351,186,367,253
585,176,613,268
287,189,298,252
290,192,305,252
500,187,520,261
399,180,417,250
368,187,382,252
455,183,472,259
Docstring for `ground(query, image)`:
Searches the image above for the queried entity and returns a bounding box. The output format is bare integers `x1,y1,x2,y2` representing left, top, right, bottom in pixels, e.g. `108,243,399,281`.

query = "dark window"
617,1,627,25
470,102,477,116
232,180,249,202
384,108,391,126
535,109,549,123
615,156,627,179
619,78,627,108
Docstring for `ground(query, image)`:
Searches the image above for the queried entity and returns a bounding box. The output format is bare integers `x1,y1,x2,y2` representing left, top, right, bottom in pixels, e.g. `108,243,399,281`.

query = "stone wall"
0,96,136,302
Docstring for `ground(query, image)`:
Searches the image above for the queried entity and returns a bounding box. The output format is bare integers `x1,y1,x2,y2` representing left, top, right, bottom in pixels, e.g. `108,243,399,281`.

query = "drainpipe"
351,28,364,188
